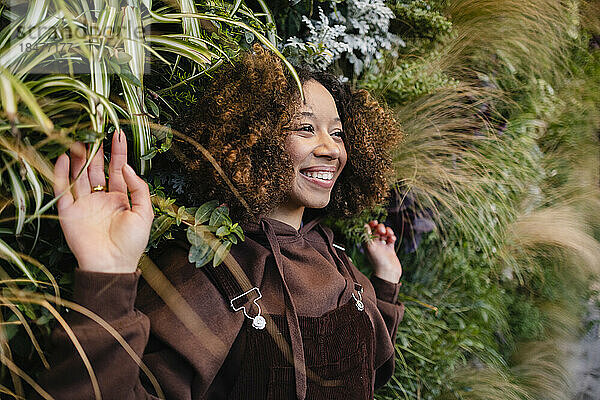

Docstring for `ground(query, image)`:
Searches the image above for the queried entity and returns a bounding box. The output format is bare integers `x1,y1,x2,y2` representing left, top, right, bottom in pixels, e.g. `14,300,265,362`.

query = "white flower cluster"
283,0,405,75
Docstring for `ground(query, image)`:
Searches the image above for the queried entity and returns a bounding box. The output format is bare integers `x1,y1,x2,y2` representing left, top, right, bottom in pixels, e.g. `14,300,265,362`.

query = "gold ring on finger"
92,185,106,192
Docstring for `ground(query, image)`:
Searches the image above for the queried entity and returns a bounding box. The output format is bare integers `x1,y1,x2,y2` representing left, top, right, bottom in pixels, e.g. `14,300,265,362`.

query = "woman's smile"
299,165,337,188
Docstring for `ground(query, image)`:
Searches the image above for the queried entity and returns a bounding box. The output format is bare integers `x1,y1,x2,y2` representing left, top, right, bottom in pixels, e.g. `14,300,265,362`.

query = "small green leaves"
146,97,160,118
140,148,158,160
195,200,219,224
231,223,245,241
187,201,244,269
213,240,233,267
189,243,214,268
176,206,188,226
114,51,133,65
108,57,143,87
186,224,218,268
209,204,230,226
150,215,174,244
186,224,207,247
215,225,230,237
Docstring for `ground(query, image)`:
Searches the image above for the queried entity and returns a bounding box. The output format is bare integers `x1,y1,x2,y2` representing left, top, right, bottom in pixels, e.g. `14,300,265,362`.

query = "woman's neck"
264,205,305,230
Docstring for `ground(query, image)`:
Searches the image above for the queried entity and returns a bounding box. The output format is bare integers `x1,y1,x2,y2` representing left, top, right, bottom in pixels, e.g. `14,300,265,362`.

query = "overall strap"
332,245,363,292
331,244,365,310
169,234,261,322
316,224,365,311
316,224,363,292
201,252,266,329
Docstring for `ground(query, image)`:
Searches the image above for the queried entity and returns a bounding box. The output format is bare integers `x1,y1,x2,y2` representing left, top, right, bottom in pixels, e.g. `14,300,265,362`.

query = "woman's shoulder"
138,234,268,311
136,239,220,314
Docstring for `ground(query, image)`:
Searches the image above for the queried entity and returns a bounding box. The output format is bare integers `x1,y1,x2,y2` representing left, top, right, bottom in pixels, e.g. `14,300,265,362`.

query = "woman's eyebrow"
300,111,341,123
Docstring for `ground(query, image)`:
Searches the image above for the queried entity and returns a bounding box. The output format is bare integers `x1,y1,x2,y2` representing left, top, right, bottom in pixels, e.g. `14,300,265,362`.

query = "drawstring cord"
260,219,307,400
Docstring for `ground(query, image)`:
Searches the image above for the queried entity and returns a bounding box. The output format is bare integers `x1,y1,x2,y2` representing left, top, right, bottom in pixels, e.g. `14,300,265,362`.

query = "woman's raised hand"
363,220,402,283
53,130,154,274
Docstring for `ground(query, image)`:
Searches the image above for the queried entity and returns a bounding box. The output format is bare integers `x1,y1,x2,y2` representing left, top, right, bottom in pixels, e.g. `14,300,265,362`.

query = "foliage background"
1,0,600,399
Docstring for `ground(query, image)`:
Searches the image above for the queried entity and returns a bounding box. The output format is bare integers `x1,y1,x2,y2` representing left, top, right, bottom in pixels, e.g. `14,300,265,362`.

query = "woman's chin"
302,196,331,209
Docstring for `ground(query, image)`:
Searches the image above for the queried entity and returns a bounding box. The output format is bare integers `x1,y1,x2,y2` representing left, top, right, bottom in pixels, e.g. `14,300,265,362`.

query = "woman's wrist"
373,267,402,284
77,256,140,274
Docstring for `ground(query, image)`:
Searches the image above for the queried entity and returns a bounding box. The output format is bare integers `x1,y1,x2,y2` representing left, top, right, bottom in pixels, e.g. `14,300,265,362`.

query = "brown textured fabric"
227,299,375,400
207,216,375,400
35,216,404,399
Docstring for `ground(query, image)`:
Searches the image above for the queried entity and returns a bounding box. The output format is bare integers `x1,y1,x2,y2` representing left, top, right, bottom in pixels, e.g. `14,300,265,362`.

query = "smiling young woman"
39,44,404,400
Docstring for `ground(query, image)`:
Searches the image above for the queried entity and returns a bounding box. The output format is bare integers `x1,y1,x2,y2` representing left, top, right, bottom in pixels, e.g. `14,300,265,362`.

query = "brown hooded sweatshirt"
37,216,404,399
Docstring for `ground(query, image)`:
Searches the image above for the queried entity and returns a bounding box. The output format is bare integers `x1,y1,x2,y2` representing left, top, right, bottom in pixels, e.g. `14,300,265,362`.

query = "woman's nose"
313,131,341,159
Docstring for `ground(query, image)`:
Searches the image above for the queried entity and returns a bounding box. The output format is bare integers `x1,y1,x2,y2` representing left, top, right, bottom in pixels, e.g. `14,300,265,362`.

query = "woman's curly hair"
164,44,402,223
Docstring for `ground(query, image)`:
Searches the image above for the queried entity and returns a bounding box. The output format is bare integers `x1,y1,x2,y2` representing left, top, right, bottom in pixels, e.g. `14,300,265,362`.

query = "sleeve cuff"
370,274,401,304
70,268,142,322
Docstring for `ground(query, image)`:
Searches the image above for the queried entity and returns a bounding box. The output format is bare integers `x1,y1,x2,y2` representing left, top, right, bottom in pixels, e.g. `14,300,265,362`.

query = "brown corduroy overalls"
202,220,376,400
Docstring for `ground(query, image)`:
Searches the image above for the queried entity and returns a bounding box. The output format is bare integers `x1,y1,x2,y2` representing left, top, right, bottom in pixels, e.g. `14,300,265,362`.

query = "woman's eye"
292,125,343,139
297,125,314,133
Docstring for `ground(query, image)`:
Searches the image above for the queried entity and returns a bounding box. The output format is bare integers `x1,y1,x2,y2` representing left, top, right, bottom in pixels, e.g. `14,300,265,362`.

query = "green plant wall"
1,0,600,399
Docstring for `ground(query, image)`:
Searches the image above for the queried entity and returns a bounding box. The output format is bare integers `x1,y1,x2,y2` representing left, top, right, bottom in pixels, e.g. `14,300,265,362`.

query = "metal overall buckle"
230,287,266,329
352,283,364,311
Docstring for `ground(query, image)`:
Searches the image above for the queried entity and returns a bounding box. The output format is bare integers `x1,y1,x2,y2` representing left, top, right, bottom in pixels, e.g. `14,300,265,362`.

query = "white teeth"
302,171,333,181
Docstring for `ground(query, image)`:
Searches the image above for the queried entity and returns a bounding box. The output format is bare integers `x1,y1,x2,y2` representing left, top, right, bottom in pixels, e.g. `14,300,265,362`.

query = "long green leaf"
122,4,151,174
21,157,43,252
229,0,243,17
0,67,53,134
89,4,117,136
177,0,202,41
146,36,213,65
23,0,50,30
0,238,36,284
0,74,17,122
160,34,231,60
0,20,24,50
21,158,42,217
3,156,27,235
256,0,277,46
31,75,119,131
0,12,63,73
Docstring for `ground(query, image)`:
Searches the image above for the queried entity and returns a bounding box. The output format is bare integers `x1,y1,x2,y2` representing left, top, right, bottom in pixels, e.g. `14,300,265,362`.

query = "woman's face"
283,79,347,210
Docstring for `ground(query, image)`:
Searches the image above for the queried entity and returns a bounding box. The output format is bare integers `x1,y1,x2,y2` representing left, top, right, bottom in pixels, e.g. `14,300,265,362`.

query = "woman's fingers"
53,154,74,212
366,221,397,245
87,142,106,189
69,142,91,198
122,164,153,220
365,223,384,244
109,130,128,193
